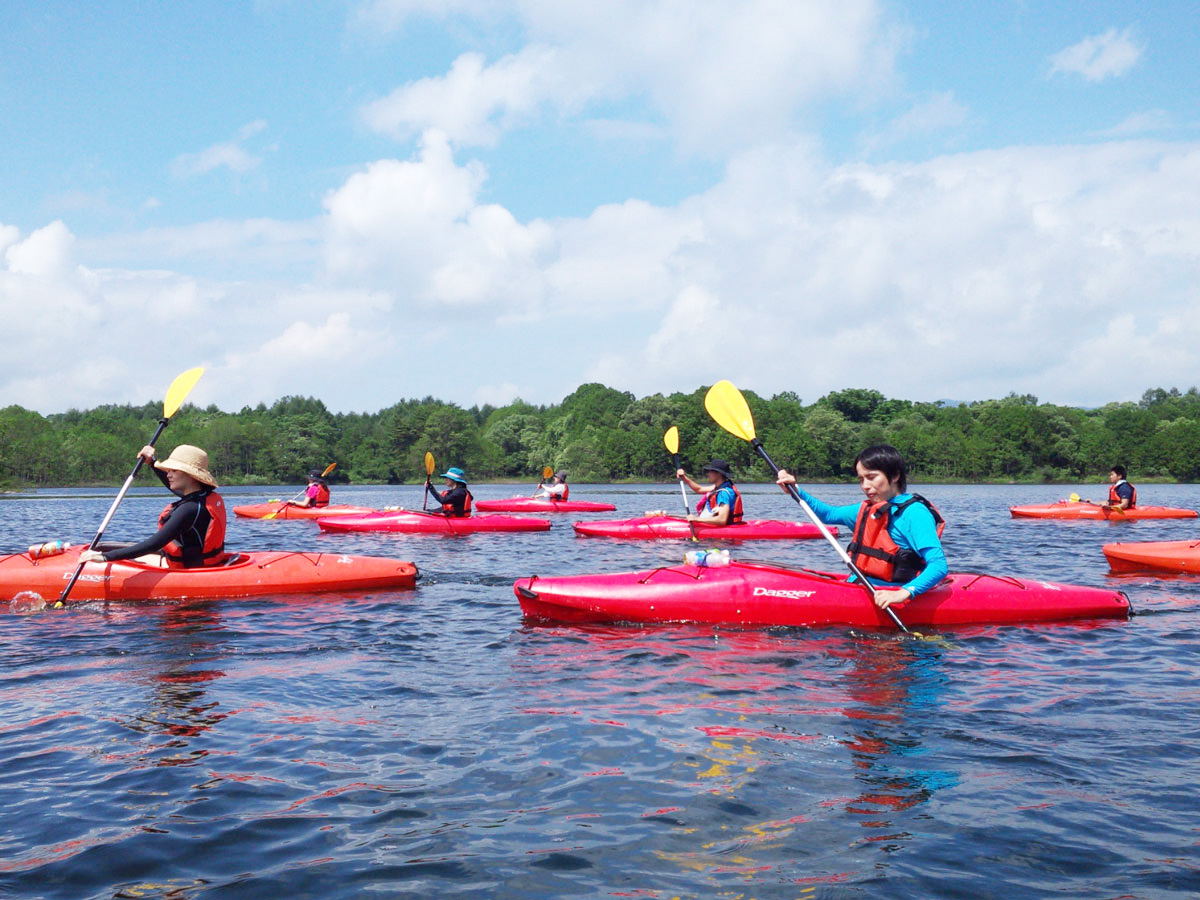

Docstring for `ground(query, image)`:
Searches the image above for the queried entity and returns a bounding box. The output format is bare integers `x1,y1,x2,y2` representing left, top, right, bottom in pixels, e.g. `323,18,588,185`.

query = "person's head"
440,467,468,487
156,445,217,495
307,469,328,486
703,459,733,486
854,444,907,502
553,470,567,484
1110,465,1127,483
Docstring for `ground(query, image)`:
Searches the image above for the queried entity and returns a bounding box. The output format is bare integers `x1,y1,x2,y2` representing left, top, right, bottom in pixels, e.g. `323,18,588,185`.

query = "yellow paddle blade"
321,462,338,477
542,466,554,479
163,367,204,419
704,380,756,442
664,426,679,455
424,452,436,475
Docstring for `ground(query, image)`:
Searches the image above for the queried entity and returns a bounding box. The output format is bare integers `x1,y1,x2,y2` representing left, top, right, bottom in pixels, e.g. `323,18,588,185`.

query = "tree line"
2,384,1199,489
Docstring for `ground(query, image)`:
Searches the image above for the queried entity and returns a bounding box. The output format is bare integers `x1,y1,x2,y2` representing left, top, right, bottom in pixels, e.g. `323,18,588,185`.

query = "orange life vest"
312,483,331,507
443,488,473,518
846,494,945,584
1108,481,1137,507
553,484,570,501
158,490,227,568
704,481,744,525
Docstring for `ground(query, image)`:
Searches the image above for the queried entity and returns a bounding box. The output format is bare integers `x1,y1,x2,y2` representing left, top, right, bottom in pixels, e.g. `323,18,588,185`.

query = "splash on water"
9,591,49,613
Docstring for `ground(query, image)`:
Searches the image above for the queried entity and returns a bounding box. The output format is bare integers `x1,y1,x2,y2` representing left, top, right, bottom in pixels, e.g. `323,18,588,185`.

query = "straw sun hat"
155,445,218,488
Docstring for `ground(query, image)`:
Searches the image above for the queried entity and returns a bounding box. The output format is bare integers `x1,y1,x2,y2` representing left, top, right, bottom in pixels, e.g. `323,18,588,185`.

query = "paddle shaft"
750,438,909,633
58,417,170,603
671,452,699,541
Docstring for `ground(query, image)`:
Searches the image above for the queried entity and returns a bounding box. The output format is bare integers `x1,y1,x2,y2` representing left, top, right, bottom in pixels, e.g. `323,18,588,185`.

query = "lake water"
2,482,1199,898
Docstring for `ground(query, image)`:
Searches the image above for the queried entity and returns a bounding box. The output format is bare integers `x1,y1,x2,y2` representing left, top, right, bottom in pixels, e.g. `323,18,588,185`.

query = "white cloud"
358,0,897,150
8,137,1200,414
171,120,269,177
1050,28,1142,82
362,47,577,146
1092,109,1171,138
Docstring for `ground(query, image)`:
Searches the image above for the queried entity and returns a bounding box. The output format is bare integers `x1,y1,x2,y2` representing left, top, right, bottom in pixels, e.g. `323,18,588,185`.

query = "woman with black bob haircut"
776,444,947,611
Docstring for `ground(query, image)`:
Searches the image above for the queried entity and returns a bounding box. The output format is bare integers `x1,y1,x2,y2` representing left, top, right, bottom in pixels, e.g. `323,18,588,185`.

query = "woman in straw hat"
78,444,228,568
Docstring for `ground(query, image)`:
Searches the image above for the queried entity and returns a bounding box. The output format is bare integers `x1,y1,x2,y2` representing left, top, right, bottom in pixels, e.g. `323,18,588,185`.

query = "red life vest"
443,488,473,518
312,483,331,507
1108,481,1137,507
158,490,227,568
846,494,945,584
704,481,744,525
554,484,569,501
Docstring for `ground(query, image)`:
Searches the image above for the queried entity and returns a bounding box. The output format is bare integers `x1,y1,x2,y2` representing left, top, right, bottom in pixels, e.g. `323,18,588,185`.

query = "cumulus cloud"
358,0,897,150
8,136,1200,413
362,47,578,146
1050,28,1142,82
171,120,269,177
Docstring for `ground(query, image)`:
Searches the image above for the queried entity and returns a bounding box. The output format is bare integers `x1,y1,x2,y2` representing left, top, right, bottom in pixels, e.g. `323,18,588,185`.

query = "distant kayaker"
535,471,569,502
77,445,228,569
1105,465,1137,510
292,469,331,509
776,444,946,610
676,459,743,527
426,467,473,517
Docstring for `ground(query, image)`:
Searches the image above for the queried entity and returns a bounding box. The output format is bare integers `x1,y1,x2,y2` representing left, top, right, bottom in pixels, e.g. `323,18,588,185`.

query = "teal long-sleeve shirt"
795,488,948,596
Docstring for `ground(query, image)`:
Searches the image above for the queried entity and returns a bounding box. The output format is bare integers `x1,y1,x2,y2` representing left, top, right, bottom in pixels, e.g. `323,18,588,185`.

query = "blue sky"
2,1,1199,413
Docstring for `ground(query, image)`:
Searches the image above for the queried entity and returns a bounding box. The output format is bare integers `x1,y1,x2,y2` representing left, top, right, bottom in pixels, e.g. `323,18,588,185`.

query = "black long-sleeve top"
101,467,220,564
426,482,472,517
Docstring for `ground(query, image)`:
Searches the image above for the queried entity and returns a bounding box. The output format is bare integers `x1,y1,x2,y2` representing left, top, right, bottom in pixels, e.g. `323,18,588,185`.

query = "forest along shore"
4,383,1199,489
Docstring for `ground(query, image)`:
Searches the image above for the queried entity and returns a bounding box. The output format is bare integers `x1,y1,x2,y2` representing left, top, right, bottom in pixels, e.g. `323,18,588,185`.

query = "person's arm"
293,485,317,508
691,486,732,524
1115,484,1134,510
893,505,948,598
426,484,448,504
776,470,859,527
97,503,194,562
675,470,707,494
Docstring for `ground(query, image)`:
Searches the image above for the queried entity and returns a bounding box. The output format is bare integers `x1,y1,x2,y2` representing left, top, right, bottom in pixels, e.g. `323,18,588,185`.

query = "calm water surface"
2,482,1199,898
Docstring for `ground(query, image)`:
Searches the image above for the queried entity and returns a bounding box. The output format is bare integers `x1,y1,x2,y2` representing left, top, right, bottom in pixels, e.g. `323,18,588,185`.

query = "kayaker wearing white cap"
675,459,744,526
426,466,474,517
78,444,228,568
535,471,569,502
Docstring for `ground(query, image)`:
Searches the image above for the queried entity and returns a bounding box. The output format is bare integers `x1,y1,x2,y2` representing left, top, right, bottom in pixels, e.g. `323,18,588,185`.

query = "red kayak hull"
474,498,617,513
1,547,417,603
1103,540,1200,574
1010,502,1197,520
573,516,834,541
233,502,376,520
514,561,1130,628
317,511,551,534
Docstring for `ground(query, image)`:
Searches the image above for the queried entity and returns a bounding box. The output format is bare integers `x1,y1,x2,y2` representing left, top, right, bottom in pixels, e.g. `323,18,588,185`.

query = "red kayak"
514,561,1130,628
317,510,551,534
573,516,834,541
233,502,376,520
1103,540,1200,574
474,497,616,513
2,546,417,603
1010,501,1197,520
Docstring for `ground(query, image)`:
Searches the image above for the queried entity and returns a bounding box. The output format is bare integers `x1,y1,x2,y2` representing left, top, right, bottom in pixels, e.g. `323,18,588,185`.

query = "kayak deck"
1,547,418,603
1103,540,1200,575
514,561,1131,629
573,516,834,541
233,502,376,520
474,498,617,513
317,511,552,534
1010,502,1198,521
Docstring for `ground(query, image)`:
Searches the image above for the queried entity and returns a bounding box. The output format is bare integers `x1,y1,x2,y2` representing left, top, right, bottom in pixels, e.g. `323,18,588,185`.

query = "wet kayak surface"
3,482,1200,898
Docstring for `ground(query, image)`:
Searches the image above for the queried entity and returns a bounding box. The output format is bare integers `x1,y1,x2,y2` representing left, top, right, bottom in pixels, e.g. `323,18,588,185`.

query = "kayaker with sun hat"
776,444,946,610
292,468,332,509
77,444,228,568
426,466,474,517
675,459,744,527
